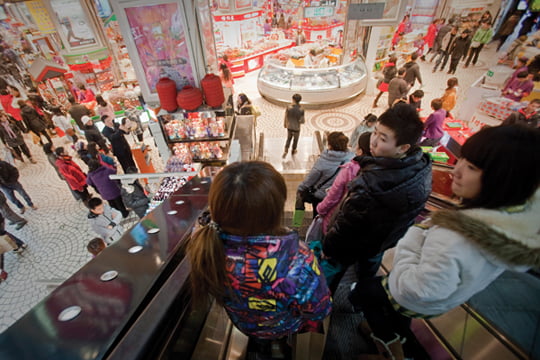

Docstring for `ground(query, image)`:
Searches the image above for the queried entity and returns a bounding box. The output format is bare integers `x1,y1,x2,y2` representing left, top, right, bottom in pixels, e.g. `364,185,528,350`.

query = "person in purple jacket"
186,161,331,354
420,98,446,147
502,71,534,102
86,159,129,217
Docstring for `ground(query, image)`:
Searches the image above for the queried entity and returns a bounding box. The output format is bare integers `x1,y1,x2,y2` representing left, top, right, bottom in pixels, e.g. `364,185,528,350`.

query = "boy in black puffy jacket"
323,104,432,292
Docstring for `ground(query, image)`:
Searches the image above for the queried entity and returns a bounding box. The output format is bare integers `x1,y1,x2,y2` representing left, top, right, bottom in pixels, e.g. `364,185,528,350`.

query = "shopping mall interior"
0,0,539,359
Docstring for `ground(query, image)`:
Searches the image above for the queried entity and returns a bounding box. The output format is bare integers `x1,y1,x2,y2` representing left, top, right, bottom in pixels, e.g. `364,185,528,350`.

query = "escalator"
0,160,538,359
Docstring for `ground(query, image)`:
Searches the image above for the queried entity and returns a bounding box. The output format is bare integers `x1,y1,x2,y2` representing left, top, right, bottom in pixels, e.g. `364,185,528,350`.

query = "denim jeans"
0,182,34,209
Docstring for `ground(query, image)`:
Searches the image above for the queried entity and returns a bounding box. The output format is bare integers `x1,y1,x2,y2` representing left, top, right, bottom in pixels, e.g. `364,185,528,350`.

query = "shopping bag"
292,209,305,227
0,234,16,254
305,216,323,244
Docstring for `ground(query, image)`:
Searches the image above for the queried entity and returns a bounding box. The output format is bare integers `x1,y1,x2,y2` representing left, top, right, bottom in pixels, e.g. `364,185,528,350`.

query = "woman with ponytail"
187,161,332,342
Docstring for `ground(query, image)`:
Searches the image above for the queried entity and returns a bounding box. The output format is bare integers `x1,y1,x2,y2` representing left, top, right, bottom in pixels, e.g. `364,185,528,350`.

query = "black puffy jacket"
323,148,432,265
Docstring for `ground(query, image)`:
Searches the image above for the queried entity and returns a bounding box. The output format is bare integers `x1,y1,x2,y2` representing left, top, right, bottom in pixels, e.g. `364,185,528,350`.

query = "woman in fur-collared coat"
348,125,540,360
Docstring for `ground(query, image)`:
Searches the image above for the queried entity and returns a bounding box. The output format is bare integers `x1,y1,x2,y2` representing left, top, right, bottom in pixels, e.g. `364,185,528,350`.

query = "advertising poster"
26,1,56,34
50,0,97,48
124,2,195,93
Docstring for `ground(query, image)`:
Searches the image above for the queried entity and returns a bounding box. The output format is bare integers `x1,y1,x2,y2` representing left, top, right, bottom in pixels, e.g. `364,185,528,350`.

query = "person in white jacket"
349,124,540,360
86,197,124,244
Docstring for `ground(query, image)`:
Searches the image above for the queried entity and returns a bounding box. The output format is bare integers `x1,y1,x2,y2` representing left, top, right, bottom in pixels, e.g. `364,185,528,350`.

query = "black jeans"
327,252,384,295
285,129,300,152
11,143,32,160
33,129,52,145
108,195,129,218
465,44,484,66
349,276,411,343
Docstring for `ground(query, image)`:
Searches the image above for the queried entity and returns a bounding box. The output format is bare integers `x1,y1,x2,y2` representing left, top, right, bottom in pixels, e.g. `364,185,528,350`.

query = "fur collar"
431,189,540,268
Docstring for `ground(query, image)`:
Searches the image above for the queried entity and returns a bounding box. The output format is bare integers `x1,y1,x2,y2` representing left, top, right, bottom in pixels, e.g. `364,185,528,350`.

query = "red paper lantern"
156,77,177,112
177,85,203,111
201,73,225,107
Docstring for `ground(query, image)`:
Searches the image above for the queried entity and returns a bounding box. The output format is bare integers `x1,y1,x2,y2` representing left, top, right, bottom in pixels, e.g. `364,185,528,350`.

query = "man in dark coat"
323,104,432,292
68,96,91,130
81,115,109,153
447,29,471,74
111,121,138,173
19,100,51,145
403,52,423,88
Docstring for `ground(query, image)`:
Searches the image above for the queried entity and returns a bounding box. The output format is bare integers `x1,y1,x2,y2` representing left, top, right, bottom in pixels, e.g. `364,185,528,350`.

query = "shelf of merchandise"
159,111,236,166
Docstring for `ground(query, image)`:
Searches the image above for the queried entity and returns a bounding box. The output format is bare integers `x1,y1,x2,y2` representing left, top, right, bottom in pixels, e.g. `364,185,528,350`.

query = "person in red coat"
422,19,440,60
54,146,90,202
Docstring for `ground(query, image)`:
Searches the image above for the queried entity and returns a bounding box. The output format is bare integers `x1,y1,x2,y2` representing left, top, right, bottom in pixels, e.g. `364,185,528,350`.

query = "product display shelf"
158,110,236,166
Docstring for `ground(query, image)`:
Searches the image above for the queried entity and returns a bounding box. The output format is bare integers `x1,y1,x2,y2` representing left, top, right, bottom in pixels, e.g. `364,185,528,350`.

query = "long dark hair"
219,63,232,82
187,161,287,304
459,125,540,209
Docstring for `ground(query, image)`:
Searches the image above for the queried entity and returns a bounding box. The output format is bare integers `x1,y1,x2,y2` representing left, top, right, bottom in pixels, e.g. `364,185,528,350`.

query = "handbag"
0,234,17,254
299,161,344,204
470,41,481,48
305,215,323,244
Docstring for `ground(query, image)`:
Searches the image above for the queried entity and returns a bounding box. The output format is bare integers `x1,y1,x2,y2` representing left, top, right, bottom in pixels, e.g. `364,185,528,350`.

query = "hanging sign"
348,3,385,20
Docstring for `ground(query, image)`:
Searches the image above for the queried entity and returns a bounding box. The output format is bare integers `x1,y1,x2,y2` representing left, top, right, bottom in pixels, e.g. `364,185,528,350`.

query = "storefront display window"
208,0,352,77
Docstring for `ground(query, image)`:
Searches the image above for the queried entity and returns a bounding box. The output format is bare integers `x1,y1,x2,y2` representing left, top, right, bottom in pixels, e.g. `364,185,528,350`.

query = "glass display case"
257,58,368,105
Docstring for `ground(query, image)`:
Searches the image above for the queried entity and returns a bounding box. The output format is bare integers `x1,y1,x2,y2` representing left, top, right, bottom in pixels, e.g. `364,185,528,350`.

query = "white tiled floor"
0,44,496,333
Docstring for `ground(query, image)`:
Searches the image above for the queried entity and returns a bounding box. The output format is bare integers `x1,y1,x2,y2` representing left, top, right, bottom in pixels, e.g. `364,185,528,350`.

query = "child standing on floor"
441,77,458,117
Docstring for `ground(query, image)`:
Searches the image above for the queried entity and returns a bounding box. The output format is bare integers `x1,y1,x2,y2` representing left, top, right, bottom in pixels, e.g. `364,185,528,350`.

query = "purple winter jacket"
87,166,121,200
424,108,446,140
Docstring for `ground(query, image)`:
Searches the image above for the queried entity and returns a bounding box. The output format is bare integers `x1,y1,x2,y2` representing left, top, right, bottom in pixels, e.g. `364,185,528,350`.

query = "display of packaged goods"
478,97,519,120
163,111,226,141
171,142,224,161
429,152,450,163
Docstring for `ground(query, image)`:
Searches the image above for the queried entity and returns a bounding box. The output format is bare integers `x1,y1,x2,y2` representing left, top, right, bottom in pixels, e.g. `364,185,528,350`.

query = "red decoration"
201,74,225,107
156,77,178,112
177,85,203,111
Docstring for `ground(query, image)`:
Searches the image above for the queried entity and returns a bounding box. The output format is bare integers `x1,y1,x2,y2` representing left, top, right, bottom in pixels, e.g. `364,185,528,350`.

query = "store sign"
348,3,385,20
304,6,334,18
214,10,263,22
